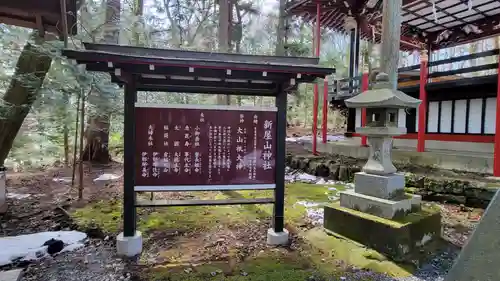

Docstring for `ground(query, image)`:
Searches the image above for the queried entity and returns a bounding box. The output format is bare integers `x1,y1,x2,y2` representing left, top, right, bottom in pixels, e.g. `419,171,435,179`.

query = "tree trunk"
275,0,287,56
133,0,144,45
82,115,111,163
63,90,70,166
217,0,231,105
0,36,52,166
82,0,121,164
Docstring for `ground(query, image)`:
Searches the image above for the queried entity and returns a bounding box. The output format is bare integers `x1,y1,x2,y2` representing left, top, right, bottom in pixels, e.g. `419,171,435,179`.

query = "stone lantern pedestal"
323,73,442,260
340,126,421,220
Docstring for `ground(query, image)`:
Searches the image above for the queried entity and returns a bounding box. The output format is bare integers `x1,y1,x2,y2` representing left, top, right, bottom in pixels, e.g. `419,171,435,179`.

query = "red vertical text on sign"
163,125,169,147
225,126,232,171
208,125,213,180
183,125,192,174
236,114,246,171
250,114,258,180
148,125,154,147
152,151,160,178
141,152,149,178
263,120,273,170
222,125,227,171
217,126,222,175
194,123,202,174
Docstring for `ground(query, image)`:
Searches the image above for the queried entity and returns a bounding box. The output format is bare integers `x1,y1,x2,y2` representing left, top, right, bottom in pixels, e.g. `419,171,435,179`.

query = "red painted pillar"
360,65,369,146
312,3,321,154
493,51,500,176
322,78,328,143
417,50,428,152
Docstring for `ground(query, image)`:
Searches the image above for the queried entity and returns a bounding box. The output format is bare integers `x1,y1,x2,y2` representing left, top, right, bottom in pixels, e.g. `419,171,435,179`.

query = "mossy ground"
71,182,421,280
328,201,441,228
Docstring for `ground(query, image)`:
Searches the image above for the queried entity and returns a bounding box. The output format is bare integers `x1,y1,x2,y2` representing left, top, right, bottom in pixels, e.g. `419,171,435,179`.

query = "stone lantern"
340,72,422,219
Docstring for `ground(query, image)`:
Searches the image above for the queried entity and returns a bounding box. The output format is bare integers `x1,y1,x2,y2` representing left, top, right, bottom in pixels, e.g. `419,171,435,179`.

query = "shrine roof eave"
288,0,500,50
0,0,78,37
62,44,335,96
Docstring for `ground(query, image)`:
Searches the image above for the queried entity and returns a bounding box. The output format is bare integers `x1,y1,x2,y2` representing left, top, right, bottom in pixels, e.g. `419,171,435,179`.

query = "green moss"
303,228,412,278
483,182,500,189
221,183,348,226
286,182,346,201
71,200,123,233
71,193,269,235
148,251,321,281
64,183,347,236
327,201,440,228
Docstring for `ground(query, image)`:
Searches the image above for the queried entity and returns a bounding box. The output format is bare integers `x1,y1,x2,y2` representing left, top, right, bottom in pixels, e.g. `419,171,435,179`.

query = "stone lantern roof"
345,73,421,109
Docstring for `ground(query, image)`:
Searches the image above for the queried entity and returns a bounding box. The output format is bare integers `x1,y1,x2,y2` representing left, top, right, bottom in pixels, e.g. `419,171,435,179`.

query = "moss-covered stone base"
323,202,441,261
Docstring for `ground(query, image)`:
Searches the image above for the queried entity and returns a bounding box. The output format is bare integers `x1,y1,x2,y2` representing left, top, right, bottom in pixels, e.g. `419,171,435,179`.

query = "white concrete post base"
267,228,289,245
116,231,143,257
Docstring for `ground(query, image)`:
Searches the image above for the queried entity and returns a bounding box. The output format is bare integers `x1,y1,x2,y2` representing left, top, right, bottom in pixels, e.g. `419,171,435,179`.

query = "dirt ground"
0,158,483,281
0,129,485,280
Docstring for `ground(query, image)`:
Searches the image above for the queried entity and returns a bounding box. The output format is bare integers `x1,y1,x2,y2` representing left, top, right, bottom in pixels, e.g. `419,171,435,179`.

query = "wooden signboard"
134,104,277,191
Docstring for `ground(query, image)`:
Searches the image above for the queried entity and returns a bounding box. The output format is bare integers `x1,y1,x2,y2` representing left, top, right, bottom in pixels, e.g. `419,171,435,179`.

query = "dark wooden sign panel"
135,105,277,187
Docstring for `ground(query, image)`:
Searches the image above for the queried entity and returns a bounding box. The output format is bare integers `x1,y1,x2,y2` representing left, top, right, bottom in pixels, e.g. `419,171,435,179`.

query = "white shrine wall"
352,97,497,154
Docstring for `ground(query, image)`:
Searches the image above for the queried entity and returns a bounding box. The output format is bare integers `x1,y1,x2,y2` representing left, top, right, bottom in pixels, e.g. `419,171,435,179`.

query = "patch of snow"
305,208,324,225
296,201,321,208
315,178,327,185
6,193,31,199
59,242,85,254
285,174,296,182
0,231,87,266
286,134,345,143
295,172,317,182
93,173,121,182
52,177,72,183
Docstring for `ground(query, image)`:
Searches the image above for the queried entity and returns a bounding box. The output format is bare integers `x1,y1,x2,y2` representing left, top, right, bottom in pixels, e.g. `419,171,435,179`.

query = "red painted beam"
312,3,321,155
322,78,328,143
361,68,369,147
417,50,428,152
493,52,500,176
352,133,495,143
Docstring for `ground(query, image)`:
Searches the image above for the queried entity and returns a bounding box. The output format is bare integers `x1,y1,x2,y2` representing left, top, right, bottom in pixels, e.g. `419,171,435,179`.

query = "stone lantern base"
339,171,421,219
323,202,442,261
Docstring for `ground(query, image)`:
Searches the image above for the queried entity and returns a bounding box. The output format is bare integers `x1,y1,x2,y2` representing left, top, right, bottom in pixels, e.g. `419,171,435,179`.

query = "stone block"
323,202,441,261
354,172,405,199
339,190,421,219
445,190,500,281
0,269,23,281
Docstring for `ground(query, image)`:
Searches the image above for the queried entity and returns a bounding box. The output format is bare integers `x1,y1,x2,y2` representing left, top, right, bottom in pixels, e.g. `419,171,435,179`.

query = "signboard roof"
0,0,78,37
62,43,336,95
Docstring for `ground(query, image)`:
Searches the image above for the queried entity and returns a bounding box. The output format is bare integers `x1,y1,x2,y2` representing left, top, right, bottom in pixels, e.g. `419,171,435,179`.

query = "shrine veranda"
62,42,335,256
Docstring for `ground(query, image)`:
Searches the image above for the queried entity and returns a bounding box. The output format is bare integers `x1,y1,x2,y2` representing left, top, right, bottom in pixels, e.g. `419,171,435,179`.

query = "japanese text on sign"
135,106,277,186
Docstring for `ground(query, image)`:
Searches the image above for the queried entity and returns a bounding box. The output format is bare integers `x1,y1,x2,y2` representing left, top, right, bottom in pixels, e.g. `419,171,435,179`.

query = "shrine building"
287,0,500,175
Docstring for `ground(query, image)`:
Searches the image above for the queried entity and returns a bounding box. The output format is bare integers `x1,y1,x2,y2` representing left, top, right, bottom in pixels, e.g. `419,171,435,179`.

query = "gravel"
21,240,136,281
